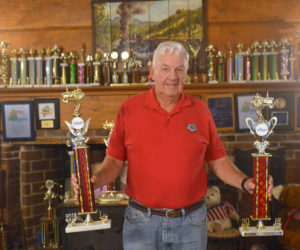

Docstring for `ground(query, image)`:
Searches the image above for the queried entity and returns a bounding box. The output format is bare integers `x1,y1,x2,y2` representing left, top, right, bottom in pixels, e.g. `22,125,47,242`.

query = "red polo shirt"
106,86,226,209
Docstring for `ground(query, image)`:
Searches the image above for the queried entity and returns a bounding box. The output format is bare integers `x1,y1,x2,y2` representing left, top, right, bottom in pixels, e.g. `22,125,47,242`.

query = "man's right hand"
71,173,80,198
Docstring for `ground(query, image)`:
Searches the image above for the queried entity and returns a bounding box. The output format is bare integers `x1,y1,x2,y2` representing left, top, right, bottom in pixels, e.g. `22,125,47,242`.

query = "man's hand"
243,175,274,201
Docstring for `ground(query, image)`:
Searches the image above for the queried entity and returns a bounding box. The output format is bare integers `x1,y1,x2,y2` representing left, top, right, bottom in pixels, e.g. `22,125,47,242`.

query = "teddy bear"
205,186,240,234
273,184,300,250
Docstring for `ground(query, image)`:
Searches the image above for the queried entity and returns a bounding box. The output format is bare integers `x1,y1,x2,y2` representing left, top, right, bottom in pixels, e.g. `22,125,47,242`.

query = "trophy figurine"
187,40,201,83
240,93,284,237
110,51,119,85
121,51,129,84
62,87,111,233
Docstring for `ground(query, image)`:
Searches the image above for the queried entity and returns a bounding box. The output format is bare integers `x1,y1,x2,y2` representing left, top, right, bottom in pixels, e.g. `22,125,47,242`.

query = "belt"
129,199,204,218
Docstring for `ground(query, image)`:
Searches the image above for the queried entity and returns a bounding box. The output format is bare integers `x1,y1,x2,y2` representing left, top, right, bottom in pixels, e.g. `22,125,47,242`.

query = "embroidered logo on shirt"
187,123,197,132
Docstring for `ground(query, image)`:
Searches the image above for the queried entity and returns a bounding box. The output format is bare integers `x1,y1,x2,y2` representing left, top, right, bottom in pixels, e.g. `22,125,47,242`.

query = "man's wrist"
241,177,248,192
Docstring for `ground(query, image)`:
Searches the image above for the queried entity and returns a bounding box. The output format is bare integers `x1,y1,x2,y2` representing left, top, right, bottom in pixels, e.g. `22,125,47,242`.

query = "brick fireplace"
1,129,300,248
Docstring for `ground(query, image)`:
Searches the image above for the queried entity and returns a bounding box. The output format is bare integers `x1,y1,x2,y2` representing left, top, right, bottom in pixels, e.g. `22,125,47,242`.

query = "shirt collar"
144,85,192,113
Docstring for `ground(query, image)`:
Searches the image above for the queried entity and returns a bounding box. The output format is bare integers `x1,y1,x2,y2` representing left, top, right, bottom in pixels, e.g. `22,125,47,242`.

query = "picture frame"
204,94,235,132
294,93,300,131
91,0,207,73
34,99,60,129
1,101,35,141
234,93,258,132
266,92,294,131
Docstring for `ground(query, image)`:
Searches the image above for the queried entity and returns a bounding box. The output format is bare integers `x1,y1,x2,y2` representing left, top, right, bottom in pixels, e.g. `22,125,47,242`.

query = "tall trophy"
10,49,19,86
0,41,10,85
268,40,279,80
261,40,269,80
45,48,53,86
279,38,290,80
62,87,111,233
18,48,28,85
110,51,119,85
52,44,61,85
240,93,283,237
216,50,225,83
187,40,201,83
251,41,261,81
227,47,234,82
205,45,217,83
235,42,246,81
121,51,129,84
27,49,36,86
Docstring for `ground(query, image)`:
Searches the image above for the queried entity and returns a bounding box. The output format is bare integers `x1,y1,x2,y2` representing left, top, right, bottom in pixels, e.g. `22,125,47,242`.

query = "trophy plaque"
62,87,111,233
240,93,283,237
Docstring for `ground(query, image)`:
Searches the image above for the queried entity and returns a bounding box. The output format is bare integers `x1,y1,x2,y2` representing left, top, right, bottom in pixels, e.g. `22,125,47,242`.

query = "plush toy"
273,185,300,250
205,186,240,234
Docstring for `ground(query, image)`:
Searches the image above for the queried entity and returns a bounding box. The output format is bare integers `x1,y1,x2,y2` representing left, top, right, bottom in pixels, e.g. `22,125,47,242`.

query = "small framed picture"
34,99,60,129
234,93,258,132
1,101,35,141
294,93,300,131
204,94,235,132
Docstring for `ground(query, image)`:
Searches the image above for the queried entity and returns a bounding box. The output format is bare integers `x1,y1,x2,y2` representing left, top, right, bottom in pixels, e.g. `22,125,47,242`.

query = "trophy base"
65,219,111,233
239,225,283,237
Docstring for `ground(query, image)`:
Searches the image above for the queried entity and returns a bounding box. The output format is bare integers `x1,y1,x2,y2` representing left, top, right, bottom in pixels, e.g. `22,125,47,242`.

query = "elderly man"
73,41,273,250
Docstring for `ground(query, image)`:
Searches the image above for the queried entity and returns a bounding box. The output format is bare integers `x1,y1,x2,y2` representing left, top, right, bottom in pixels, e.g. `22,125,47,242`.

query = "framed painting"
34,99,60,129
1,101,35,141
92,0,207,72
204,94,235,132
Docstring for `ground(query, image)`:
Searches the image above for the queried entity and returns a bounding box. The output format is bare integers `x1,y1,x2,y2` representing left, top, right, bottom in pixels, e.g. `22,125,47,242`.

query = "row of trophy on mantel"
0,42,144,87
205,37,299,84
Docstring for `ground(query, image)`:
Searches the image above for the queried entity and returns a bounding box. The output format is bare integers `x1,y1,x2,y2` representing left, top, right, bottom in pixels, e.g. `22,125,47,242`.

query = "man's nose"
168,69,178,79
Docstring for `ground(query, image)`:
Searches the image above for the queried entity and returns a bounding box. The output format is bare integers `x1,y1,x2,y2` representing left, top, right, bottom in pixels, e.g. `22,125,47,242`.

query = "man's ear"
149,63,155,80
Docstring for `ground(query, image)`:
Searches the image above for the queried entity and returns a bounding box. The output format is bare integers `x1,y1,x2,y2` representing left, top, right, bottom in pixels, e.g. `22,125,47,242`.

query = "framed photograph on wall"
1,101,35,141
34,99,60,129
92,0,207,73
294,93,300,131
234,93,258,132
204,94,235,132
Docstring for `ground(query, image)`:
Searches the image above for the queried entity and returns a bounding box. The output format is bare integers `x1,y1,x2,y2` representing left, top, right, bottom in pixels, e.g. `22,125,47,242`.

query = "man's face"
151,51,187,100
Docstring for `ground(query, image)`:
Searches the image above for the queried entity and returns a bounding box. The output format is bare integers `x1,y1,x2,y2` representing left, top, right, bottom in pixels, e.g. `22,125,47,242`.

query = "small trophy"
240,93,284,237
102,53,111,86
69,51,78,84
93,52,102,85
10,49,19,86
121,51,129,84
0,41,10,85
62,87,111,233
279,38,290,80
216,50,225,83
187,40,201,83
245,48,251,81
45,48,53,86
251,41,261,81
27,49,36,86
18,48,28,85
269,40,279,80
205,45,217,83
110,51,119,85
52,44,61,85
128,52,142,84
227,47,234,82
78,44,86,84
60,52,70,84
86,54,93,84
261,40,270,80
35,48,45,85
39,180,63,248
288,37,296,81
235,42,246,82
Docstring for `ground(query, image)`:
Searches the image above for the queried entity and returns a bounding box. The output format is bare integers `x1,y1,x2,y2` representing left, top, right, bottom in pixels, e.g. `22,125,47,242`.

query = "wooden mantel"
0,82,300,144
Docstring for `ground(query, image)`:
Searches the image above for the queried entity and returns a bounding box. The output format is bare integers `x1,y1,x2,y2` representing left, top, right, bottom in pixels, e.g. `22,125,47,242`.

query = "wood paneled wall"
1,0,300,54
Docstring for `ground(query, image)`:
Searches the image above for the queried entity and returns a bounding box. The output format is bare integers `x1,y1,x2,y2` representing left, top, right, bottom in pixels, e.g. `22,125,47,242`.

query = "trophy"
235,42,246,81
279,38,290,80
102,53,111,86
0,41,10,85
18,48,28,85
40,179,63,248
86,54,93,84
240,93,283,237
227,47,234,82
93,52,102,84
296,31,300,80
288,38,296,81
45,48,53,85
78,45,86,84
60,52,69,84
251,41,261,81
245,48,251,81
121,51,129,84
52,44,61,84
269,40,279,80
128,52,142,84
216,50,225,83
27,48,36,86
69,51,78,84
261,40,270,80
205,45,216,83
110,51,119,85
62,87,111,233
35,48,45,85
10,49,19,86
187,40,201,83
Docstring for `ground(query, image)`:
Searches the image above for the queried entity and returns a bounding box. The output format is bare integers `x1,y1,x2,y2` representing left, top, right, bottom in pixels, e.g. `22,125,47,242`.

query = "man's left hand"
244,176,274,201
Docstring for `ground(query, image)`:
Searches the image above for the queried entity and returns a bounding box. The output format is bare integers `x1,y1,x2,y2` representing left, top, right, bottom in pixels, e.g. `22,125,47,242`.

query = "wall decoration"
34,99,60,129
294,93,300,131
92,0,207,72
1,101,35,141
204,94,235,132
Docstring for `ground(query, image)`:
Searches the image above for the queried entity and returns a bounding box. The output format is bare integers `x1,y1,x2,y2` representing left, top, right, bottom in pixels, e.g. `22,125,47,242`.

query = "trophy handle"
266,116,277,137
245,117,256,136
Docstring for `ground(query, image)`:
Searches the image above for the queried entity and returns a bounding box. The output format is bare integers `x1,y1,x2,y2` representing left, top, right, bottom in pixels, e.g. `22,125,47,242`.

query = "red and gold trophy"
240,93,283,237
62,87,111,233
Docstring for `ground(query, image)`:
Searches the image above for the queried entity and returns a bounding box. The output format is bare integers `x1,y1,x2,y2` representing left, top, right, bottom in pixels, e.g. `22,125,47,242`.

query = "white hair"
152,41,189,70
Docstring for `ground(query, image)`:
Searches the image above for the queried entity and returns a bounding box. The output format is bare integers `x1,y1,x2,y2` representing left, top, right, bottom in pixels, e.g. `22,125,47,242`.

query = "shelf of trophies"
1,40,300,100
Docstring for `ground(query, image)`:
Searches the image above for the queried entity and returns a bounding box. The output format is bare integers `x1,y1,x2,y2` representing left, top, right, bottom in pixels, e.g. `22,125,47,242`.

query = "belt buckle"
166,209,179,218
